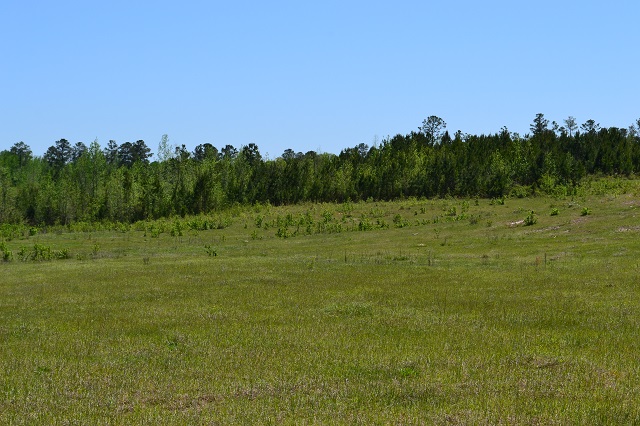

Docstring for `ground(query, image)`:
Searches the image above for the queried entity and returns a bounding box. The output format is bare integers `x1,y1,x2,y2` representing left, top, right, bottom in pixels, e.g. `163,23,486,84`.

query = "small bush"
32,244,53,261
510,185,532,198
358,219,374,231
54,248,71,260
524,210,537,226
581,207,592,216
204,244,217,256
393,214,409,228
550,208,559,216
0,242,13,262
276,226,291,238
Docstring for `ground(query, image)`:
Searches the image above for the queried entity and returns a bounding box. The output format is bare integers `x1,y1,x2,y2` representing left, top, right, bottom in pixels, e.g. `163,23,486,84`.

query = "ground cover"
1,183,640,424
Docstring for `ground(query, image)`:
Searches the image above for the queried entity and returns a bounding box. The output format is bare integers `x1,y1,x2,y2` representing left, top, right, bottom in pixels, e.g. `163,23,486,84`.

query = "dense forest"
1,114,639,226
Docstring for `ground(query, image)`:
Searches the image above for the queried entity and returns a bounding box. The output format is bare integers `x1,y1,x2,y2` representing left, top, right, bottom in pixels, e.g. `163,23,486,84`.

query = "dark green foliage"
2,115,640,226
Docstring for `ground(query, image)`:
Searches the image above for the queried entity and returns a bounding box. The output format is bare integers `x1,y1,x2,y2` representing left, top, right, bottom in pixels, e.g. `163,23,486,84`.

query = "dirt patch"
617,226,640,232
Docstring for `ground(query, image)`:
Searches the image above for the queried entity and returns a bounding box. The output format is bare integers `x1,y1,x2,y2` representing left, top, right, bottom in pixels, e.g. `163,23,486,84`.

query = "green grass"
2,188,640,424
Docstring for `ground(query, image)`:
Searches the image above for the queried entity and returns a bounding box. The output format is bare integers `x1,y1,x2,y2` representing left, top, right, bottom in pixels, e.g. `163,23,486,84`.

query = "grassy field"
2,182,640,424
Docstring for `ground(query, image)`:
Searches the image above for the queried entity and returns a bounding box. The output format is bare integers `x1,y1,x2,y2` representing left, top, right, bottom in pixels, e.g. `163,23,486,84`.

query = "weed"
581,207,592,216
550,208,559,216
204,244,218,256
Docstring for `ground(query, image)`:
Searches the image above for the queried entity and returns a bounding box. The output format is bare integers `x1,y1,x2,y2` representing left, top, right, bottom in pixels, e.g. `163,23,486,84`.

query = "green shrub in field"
54,248,71,260
204,244,217,256
32,244,52,261
550,208,559,216
15,244,71,261
581,207,592,216
510,185,532,198
171,220,183,237
393,214,409,228
524,210,537,226
0,242,13,261
276,226,291,238
358,218,374,231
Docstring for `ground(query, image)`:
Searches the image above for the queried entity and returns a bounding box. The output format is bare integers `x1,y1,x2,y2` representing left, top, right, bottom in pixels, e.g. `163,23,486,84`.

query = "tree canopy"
1,114,639,225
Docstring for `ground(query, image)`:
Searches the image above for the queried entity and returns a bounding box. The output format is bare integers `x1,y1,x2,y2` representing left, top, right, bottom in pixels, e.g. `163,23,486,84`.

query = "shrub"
0,242,13,262
524,210,537,226
510,185,532,198
550,208,559,216
393,214,409,228
204,244,217,256
54,248,71,259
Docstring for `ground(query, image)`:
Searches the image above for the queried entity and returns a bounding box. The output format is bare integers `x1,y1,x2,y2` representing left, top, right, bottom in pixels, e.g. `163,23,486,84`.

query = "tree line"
1,114,639,225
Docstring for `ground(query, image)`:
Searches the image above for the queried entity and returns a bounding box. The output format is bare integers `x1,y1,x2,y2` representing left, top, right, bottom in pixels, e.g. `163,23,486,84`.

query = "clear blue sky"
2,1,639,158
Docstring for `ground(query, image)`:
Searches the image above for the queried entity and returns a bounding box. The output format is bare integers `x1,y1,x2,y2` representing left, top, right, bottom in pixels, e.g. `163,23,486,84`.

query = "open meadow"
2,180,640,424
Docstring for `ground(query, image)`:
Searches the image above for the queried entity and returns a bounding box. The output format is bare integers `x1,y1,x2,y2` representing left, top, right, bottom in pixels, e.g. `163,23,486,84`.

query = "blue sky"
2,1,639,158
